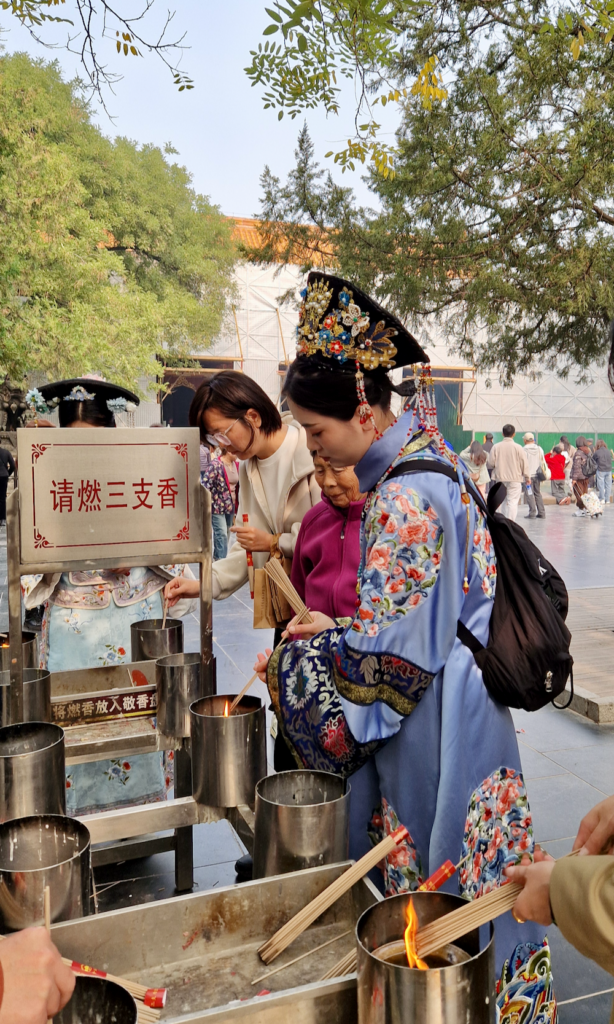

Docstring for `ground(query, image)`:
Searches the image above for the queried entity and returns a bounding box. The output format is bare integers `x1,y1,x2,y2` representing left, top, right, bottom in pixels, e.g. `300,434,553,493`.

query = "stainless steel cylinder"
130,617,183,662
55,975,137,1024
253,770,350,878
0,669,51,726
156,652,211,739
0,722,65,822
0,630,38,671
356,891,495,1024
0,814,91,931
190,694,267,808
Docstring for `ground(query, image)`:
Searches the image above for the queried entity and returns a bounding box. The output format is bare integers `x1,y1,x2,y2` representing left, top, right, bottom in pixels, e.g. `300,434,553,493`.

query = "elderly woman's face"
313,456,362,508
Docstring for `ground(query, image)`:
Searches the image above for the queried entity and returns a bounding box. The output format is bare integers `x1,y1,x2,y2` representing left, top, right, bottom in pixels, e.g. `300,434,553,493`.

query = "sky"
0,0,397,217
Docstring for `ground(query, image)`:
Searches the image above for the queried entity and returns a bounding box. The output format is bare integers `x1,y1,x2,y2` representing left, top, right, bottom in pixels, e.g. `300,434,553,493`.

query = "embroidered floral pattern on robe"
472,509,497,600
497,941,557,1024
368,798,423,896
460,767,533,899
351,482,443,638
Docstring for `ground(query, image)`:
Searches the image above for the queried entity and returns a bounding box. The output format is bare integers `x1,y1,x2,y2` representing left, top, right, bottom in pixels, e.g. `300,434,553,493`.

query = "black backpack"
387,460,573,712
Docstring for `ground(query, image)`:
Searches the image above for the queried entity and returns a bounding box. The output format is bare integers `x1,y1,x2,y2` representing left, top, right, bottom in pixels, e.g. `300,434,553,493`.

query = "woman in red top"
291,454,365,620
545,445,571,505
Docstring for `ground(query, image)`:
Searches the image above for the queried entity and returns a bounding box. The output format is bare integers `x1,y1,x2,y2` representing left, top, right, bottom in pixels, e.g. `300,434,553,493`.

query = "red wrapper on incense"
243,513,255,598
418,859,457,892
144,988,168,1008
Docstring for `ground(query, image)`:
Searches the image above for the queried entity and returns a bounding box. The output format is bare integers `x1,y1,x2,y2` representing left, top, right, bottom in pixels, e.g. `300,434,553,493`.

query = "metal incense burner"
0,721,65,821
130,617,183,662
0,668,51,727
356,891,496,1024
190,694,267,808
0,814,91,932
253,770,350,878
54,975,137,1024
0,630,38,671
156,652,211,741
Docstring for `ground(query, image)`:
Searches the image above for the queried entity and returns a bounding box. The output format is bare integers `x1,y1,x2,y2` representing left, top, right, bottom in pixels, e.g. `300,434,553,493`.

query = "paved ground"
4,499,614,1018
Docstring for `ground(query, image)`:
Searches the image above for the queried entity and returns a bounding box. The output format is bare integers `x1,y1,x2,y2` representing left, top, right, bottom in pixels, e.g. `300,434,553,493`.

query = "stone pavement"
3,501,614,1018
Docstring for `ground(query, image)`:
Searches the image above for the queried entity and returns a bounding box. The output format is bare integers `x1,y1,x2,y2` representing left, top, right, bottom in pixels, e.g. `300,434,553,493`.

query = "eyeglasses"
205,417,241,448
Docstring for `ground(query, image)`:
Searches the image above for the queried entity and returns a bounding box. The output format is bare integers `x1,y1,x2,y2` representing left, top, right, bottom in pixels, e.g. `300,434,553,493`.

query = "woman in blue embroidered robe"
260,271,557,1024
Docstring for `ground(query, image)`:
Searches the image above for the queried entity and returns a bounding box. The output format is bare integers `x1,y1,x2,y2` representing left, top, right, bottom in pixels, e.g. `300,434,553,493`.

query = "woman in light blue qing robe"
21,378,195,816
259,272,558,1024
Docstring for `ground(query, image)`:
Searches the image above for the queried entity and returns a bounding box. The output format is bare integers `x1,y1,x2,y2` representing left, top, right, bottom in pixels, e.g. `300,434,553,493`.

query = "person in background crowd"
571,436,592,516
545,445,571,505
560,435,575,496
482,431,494,492
487,424,531,521
201,444,238,560
0,927,75,1024
594,439,613,506
505,792,614,1024
522,432,547,519
0,444,15,527
165,370,319,610
291,455,365,623
459,440,490,497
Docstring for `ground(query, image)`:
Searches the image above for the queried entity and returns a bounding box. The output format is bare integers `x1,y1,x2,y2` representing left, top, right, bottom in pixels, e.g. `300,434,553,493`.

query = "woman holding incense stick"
254,272,555,1024
164,372,319,612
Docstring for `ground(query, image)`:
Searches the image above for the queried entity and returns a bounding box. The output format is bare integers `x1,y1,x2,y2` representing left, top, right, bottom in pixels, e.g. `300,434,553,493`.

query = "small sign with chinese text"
18,428,201,563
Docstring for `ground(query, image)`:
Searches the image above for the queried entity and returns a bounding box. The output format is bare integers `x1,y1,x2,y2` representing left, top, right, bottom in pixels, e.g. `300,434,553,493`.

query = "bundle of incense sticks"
320,948,357,981
263,558,314,623
257,827,409,965
68,961,166,1013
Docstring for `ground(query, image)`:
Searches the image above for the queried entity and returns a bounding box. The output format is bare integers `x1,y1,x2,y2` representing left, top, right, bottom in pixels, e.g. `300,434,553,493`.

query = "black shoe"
235,854,253,883
536,514,546,519
525,515,536,519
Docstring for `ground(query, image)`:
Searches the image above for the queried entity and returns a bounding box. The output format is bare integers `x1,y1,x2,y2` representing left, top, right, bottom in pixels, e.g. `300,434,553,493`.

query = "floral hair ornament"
106,397,136,413
64,385,96,402
25,388,48,415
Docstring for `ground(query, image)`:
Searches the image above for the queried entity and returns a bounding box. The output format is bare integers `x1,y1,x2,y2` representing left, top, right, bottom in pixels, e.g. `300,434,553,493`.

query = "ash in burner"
374,938,471,969
53,976,136,1023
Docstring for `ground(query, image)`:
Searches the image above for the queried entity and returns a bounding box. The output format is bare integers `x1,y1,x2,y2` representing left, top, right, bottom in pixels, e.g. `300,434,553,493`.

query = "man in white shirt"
522,432,547,519
487,424,531,521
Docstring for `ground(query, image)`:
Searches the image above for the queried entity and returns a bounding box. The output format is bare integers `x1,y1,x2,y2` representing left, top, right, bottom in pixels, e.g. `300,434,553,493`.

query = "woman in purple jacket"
291,454,365,619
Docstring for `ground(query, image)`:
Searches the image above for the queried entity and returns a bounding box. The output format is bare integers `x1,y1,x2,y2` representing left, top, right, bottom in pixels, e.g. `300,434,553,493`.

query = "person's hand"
504,858,557,926
0,927,75,1024
164,576,199,607
230,525,272,552
254,648,273,682
573,794,614,855
283,610,336,640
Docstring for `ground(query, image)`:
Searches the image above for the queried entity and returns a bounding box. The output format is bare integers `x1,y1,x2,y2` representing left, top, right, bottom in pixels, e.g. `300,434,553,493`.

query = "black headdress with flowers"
296,272,428,370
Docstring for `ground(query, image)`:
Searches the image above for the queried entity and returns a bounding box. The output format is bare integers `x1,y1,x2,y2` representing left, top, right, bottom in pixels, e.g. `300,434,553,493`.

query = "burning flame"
223,701,230,718
404,898,429,970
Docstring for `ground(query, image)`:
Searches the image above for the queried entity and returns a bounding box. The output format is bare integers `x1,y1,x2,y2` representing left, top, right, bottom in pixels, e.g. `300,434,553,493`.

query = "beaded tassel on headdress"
355,366,382,439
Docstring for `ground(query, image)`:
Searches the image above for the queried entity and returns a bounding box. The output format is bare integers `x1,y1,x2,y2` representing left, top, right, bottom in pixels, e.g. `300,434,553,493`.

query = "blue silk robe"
268,410,557,1024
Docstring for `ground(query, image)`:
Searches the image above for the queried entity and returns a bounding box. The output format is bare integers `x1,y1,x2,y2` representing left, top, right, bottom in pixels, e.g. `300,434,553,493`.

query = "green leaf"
278,109,284,119
265,6,282,22
297,33,307,52
263,24,279,35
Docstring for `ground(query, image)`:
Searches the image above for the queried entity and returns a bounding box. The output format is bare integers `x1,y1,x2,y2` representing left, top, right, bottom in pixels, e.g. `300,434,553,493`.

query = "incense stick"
161,597,169,630
257,827,409,965
251,929,352,985
44,887,51,1024
229,673,258,715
